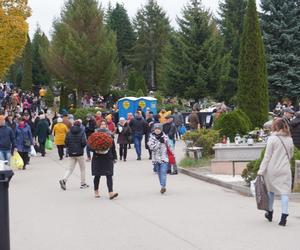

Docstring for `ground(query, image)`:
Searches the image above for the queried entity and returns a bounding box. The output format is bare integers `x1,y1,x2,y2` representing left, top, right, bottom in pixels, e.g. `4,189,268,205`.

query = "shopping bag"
250,179,256,197
30,145,37,157
167,145,176,165
10,152,24,170
254,175,269,210
45,138,53,150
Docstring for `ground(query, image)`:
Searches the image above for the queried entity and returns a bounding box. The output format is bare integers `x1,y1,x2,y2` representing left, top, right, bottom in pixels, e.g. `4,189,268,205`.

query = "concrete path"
9,141,300,250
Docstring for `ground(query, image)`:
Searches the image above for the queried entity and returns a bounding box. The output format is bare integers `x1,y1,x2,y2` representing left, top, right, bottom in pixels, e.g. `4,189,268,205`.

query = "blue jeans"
268,192,289,214
0,150,11,165
133,134,143,158
155,162,168,188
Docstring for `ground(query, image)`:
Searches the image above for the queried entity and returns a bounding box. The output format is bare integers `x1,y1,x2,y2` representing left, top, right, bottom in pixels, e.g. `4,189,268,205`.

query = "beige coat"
258,132,294,195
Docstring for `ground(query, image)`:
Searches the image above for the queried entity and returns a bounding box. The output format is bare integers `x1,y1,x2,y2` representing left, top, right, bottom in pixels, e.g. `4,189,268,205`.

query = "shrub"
213,109,251,141
157,103,185,112
182,129,220,157
242,147,300,190
73,107,105,121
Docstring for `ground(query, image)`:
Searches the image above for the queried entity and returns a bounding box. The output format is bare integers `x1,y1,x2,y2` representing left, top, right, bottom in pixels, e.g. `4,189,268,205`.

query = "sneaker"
59,180,66,190
160,187,166,194
137,157,141,161
80,183,89,189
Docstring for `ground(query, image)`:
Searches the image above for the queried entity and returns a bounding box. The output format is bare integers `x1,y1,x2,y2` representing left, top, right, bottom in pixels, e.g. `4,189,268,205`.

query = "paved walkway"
9,141,300,250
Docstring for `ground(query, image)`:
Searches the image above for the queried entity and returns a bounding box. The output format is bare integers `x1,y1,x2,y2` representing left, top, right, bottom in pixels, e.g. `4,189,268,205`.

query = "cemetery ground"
10,141,300,250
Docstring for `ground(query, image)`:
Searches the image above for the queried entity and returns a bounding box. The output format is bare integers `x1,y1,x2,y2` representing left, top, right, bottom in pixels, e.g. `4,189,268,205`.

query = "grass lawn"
179,156,212,168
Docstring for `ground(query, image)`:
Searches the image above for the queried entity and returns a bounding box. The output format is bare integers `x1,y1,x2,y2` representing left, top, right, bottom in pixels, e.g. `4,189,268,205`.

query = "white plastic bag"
250,179,256,196
30,145,37,157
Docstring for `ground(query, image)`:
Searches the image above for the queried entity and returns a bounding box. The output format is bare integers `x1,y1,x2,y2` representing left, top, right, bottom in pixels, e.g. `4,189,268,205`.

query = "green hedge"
73,108,106,121
213,109,251,141
182,129,220,157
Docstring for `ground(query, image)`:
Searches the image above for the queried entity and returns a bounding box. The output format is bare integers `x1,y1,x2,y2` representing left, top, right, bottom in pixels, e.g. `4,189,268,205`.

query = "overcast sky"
27,0,260,38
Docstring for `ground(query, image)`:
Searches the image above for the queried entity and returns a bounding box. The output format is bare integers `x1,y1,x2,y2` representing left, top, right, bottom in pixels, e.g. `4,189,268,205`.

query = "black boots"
279,214,288,226
265,210,273,222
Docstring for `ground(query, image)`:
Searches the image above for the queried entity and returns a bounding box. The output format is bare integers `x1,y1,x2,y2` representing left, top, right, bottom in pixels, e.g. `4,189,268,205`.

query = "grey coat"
258,132,294,195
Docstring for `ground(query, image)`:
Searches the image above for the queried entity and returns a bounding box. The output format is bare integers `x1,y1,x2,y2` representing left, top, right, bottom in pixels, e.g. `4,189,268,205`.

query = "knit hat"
57,117,63,123
153,123,163,131
119,117,126,122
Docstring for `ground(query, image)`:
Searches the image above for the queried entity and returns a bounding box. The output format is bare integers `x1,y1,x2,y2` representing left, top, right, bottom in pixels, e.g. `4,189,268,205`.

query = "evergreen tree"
165,0,229,100
107,3,135,73
261,0,300,101
127,70,147,95
32,26,51,86
237,0,269,127
132,0,171,90
21,34,32,91
218,0,247,103
47,0,117,97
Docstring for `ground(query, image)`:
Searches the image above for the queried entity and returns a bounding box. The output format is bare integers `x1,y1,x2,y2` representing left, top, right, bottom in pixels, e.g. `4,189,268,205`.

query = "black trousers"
119,144,127,160
57,145,64,159
94,175,113,192
39,142,46,156
18,151,29,169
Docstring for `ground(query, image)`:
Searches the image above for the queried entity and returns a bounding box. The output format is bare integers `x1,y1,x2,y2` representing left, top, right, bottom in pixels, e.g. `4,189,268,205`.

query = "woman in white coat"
258,118,294,226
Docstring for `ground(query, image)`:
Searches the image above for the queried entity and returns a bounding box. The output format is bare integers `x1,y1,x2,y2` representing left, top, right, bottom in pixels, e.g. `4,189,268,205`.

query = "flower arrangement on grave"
87,132,113,154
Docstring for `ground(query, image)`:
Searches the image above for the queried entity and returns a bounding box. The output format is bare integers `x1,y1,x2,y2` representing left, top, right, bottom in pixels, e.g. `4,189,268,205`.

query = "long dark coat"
91,141,117,176
116,123,131,144
291,117,300,149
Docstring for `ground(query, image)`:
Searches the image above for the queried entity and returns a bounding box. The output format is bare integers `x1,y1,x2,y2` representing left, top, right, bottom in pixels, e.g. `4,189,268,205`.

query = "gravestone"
293,160,300,192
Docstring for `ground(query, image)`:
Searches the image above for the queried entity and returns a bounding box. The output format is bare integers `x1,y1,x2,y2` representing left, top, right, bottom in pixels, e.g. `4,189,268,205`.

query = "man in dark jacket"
0,115,16,164
59,120,89,190
85,114,96,161
163,115,177,145
291,111,300,149
35,114,50,157
129,111,148,160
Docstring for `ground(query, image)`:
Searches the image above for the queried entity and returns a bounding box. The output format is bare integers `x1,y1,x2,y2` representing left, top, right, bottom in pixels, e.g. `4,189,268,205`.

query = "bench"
186,147,203,159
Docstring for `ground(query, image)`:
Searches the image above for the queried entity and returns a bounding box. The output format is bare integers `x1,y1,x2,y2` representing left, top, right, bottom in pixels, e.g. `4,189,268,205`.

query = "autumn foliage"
0,0,31,78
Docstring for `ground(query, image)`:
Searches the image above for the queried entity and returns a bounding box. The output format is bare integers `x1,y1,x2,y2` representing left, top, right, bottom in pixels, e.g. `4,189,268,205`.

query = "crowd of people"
2,82,298,226
0,84,188,199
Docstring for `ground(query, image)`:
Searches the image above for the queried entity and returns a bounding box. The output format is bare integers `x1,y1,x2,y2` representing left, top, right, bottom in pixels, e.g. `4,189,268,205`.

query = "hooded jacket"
65,125,87,157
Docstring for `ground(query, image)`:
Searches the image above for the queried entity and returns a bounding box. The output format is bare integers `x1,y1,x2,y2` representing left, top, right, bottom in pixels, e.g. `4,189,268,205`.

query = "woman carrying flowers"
89,120,118,199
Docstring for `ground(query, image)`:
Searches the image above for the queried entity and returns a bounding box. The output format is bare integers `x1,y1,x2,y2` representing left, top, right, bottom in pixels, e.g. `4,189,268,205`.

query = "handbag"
254,175,269,210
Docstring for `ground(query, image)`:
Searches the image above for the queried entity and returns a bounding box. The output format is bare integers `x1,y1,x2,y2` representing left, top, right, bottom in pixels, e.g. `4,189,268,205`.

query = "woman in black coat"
91,120,118,199
116,117,131,161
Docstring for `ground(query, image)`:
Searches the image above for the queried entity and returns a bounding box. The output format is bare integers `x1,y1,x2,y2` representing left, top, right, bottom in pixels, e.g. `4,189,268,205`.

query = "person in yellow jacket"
39,87,46,97
53,117,69,160
159,108,171,124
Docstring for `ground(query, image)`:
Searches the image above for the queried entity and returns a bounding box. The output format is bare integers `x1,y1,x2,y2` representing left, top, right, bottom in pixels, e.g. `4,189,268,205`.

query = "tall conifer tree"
107,3,135,72
218,0,247,103
132,0,170,90
21,34,32,91
47,0,117,97
165,0,229,100
261,0,300,101
32,26,51,86
237,0,269,127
